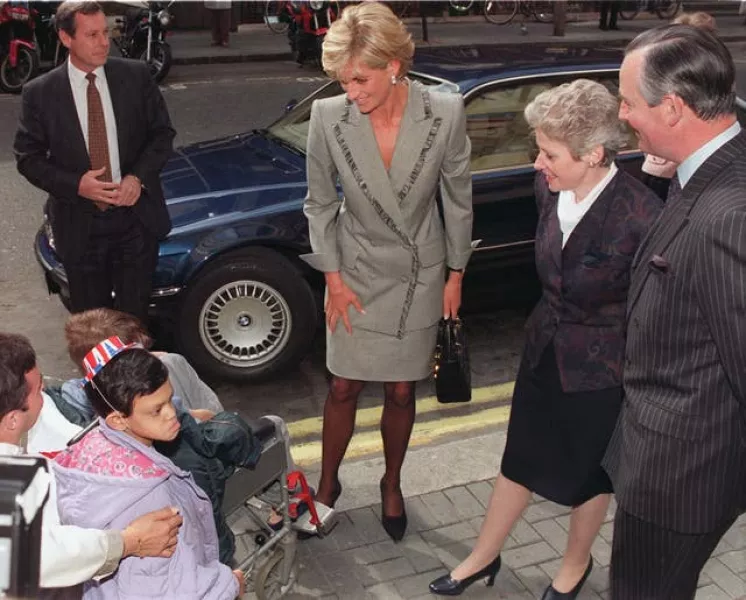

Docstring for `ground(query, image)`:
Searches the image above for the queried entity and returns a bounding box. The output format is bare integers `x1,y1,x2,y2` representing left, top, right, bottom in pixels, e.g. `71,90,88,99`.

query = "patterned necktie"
86,72,112,211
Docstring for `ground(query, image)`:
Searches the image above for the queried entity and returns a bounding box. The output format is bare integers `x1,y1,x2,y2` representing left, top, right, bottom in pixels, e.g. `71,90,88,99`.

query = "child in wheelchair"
51,340,244,599
34,309,326,565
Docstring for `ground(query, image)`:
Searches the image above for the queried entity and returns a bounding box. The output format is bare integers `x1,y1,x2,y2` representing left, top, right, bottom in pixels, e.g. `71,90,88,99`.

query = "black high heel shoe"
428,555,502,596
380,480,407,542
540,558,593,600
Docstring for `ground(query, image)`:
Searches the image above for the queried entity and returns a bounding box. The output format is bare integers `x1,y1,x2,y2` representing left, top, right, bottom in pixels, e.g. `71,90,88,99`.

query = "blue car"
35,45,644,381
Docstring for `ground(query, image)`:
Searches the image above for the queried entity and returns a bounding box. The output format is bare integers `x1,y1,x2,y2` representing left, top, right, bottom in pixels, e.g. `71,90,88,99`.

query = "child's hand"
190,409,216,422
233,569,245,598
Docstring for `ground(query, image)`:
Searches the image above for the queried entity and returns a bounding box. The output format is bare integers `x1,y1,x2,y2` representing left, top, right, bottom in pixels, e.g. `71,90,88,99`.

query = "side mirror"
285,98,298,113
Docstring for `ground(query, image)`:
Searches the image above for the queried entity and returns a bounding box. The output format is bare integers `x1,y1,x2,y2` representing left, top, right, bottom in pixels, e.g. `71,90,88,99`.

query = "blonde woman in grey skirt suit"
301,2,473,541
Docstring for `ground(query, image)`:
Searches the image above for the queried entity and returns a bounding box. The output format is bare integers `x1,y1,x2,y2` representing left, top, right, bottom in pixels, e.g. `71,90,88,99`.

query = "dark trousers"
63,208,159,324
210,9,230,44
599,1,620,28
610,509,736,599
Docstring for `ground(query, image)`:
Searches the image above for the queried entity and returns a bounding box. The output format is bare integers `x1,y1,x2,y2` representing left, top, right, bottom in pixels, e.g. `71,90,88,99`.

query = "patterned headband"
82,336,142,383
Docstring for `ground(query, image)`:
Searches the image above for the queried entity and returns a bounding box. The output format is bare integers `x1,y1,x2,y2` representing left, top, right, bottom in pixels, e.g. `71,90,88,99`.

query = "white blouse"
557,163,618,248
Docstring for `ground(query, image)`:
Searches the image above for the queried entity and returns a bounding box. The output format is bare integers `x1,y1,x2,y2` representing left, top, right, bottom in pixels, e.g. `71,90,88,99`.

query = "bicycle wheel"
619,0,640,20
531,1,554,23
265,0,289,34
484,0,518,25
655,0,681,19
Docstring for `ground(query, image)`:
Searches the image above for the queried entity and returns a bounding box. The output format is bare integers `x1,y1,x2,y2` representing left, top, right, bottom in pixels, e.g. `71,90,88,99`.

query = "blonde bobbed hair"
321,2,414,80
524,79,628,166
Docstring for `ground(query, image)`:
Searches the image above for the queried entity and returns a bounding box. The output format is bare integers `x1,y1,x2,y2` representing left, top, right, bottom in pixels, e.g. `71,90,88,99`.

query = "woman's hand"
325,272,364,334
443,270,464,319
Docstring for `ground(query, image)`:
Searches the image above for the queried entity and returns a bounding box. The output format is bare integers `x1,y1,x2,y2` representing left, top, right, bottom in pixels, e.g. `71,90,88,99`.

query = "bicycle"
264,0,290,33
483,0,553,25
620,0,682,21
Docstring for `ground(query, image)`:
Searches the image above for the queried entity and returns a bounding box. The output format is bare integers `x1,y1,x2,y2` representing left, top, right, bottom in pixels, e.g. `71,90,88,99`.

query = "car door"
463,68,639,276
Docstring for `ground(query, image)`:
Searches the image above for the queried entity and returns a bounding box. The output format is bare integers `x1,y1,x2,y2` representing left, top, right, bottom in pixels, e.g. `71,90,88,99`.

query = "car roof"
413,44,625,93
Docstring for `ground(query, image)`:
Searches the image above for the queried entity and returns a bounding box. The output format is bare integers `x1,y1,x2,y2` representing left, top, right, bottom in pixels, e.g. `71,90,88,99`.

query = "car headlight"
309,0,324,10
158,10,171,27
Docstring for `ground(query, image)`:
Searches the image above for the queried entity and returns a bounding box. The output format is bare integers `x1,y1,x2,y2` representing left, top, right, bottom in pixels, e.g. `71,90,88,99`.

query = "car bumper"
33,225,183,320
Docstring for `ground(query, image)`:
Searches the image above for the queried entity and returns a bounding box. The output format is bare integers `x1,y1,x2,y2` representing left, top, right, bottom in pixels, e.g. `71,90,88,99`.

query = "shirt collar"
677,121,741,188
0,442,24,456
67,58,106,89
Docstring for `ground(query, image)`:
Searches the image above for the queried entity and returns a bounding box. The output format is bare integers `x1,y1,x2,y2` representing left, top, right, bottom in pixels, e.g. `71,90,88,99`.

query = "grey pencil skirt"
326,322,438,382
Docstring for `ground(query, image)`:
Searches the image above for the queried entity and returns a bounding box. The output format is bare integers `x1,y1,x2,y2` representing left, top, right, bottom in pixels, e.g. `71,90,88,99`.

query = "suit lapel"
627,131,746,313
53,64,89,167
562,170,618,271
104,61,127,163
389,83,443,203
332,81,441,233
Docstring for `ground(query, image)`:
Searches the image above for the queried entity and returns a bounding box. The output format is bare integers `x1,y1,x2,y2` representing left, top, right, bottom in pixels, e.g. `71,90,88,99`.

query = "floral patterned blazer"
523,168,662,392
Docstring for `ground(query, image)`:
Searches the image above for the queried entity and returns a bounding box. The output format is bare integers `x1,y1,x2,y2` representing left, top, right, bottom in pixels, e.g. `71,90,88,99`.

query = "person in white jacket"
0,332,183,590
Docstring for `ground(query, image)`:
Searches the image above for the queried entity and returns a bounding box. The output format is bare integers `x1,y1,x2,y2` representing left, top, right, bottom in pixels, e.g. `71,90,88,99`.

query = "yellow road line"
287,381,515,440
290,404,512,467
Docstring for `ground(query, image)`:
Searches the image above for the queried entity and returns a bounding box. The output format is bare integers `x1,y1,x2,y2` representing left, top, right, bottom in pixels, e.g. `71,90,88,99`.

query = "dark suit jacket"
523,169,662,392
14,57,175,263
604,131,746,535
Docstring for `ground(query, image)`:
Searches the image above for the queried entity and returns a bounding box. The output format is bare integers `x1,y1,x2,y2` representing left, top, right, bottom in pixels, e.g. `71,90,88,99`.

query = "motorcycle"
286,1,338,68
0,1,38,93
111,0,174,83
30,1,66,72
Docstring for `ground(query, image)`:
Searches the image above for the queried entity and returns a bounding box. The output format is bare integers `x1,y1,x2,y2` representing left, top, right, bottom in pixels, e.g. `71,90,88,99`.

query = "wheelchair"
223,417,337,600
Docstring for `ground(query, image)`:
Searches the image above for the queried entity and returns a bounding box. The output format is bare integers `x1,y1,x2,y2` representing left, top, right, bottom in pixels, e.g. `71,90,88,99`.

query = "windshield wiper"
254,128,304,157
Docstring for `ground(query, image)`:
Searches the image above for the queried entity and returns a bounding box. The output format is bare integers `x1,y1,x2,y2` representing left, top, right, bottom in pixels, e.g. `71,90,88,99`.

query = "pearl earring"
390,74,397,85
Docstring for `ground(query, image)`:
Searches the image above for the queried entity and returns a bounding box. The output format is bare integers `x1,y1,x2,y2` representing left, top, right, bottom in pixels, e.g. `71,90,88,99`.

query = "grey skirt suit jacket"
301,80,473,380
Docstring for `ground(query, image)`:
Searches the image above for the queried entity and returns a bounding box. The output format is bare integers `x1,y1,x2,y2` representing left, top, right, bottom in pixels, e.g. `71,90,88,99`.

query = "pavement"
166,6,746,67
172,6,746,599
231,427,746,599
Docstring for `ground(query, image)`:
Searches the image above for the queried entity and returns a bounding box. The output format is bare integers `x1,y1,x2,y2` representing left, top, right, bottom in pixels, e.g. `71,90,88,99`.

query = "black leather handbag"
433,317,472,403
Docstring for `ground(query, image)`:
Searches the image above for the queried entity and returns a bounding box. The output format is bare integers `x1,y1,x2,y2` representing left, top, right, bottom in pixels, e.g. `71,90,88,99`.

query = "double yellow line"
288,382,515,466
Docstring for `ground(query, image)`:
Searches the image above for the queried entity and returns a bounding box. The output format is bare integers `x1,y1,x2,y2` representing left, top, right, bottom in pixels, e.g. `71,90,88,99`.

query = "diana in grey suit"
301,2,472,540
604,25,746,598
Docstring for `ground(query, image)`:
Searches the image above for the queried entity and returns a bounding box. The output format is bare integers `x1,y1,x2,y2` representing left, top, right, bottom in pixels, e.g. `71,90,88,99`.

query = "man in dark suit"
604,25,746,598
14,1,175,323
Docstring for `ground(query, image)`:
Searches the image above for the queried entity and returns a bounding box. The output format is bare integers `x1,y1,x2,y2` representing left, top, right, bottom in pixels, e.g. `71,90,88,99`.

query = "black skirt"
501,343,623,507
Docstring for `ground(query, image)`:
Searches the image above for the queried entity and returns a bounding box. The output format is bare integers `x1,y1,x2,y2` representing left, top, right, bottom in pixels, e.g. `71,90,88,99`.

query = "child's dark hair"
86,348,169,417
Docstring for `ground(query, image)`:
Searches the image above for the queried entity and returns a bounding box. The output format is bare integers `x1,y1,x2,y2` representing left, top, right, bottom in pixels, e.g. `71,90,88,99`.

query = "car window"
266,74,459,154
465,73,637,172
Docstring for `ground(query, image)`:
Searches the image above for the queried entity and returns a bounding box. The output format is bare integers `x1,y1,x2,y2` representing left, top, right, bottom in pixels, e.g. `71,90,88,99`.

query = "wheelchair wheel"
254,547,296,600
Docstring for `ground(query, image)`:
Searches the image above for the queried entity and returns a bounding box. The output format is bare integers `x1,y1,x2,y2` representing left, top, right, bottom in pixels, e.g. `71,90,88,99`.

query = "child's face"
123,381,180,446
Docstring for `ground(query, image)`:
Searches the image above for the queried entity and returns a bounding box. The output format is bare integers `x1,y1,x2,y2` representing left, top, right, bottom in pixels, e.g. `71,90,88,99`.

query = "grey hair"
524,79,628,166
625,24,735,120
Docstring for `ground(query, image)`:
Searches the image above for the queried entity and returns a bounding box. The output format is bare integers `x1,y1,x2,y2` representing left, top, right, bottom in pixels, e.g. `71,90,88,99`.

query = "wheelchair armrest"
250,417,276,443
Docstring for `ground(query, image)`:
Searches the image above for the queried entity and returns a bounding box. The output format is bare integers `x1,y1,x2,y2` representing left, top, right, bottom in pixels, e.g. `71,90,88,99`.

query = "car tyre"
177,248,318,382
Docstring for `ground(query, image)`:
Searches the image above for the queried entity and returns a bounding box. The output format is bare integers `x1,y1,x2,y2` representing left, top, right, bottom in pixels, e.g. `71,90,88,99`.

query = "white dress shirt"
67,59,122,183
557,163,618,248
26,392,83,454
677,120,741,188
0,442,122,589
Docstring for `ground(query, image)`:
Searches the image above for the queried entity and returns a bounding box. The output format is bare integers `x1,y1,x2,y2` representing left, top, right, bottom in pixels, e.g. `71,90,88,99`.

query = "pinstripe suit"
603,130,746,597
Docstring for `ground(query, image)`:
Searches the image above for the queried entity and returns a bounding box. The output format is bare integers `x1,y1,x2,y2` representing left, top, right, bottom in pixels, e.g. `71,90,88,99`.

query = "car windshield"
266,73,459,154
